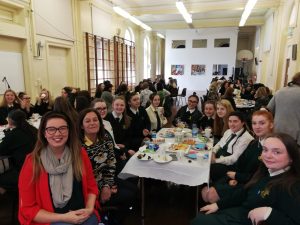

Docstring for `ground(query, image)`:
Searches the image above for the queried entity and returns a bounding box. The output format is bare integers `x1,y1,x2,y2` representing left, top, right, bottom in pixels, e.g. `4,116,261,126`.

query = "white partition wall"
165,28,238,92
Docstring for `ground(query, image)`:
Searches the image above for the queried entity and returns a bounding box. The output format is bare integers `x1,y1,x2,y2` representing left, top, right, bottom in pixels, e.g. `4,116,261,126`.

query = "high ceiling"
112,0,280,34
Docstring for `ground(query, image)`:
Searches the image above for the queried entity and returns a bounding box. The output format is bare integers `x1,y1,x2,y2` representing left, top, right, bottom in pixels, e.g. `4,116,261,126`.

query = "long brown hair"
32,111,82,181
245,133,300,197
0,89,21,107
213,99,234,136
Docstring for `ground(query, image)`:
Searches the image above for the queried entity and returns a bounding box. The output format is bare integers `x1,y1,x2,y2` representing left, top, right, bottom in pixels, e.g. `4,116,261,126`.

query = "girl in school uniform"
202,110,274,203
210,111,254,182
192,132,300,225
126,92,151,151
146,93,168,132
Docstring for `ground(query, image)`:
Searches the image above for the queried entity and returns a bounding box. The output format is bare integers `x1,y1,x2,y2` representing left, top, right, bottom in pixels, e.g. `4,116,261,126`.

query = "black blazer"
127,106,151,151
0,126,37,171
105,113,132,149
173,105,202,129
0,103,21,125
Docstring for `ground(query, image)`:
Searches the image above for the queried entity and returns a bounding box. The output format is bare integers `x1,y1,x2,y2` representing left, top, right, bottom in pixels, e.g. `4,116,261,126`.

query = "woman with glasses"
18,91,34,118
173,94,202,129
18,111,99,225
90,98,116,144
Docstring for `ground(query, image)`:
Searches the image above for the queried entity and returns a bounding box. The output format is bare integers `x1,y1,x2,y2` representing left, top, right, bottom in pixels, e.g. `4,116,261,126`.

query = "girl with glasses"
18,111,99,225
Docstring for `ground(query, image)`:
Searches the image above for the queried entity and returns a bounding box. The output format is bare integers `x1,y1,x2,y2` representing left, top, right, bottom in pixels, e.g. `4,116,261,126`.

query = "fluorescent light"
157,33,165,39
140,23,152,31
176,1,192,24
113,6,152,31
239,0,258,26
113,6,130,18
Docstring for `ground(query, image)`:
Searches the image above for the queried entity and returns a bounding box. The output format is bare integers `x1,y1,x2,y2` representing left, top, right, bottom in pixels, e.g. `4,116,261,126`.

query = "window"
192,39,207,48
144,36,151,79
156,40,161,75
214,38,230,47
85,33,136,95
172,40,186,48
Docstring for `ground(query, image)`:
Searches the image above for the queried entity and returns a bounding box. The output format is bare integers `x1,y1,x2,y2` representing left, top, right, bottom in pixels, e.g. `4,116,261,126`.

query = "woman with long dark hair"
192,132,300,225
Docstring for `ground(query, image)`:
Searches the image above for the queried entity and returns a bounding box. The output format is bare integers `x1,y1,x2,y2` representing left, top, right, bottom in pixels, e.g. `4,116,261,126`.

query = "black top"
0,126,37,171
105,113,132,149
173,105,202,129
197,115,214,131
217,172,300,225
126,106,151,151
51,176,85,213
0,103,21,125
34,101,53,116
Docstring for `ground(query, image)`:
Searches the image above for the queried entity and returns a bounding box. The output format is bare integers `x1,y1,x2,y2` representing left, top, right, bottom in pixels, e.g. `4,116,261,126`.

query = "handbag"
0,156,11,174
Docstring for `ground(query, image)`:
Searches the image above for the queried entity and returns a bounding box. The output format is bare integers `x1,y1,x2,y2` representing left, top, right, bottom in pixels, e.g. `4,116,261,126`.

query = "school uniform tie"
155,111,161,131
216,133,237,158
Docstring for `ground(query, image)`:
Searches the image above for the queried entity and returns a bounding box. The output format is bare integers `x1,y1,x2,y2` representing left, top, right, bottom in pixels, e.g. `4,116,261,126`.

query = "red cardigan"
18,148,99,225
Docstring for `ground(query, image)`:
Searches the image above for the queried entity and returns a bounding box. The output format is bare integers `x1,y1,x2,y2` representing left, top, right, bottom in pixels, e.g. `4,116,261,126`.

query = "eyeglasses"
23,97,31,100
96,107,107,111
188,100,198,104
45,126,69,135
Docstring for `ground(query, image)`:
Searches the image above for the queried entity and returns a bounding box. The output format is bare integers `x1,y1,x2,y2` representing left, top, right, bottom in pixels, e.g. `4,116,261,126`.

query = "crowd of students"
0,73,300,225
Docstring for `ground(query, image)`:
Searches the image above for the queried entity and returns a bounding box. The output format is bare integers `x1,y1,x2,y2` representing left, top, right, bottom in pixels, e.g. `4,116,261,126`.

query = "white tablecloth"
118,133,212,186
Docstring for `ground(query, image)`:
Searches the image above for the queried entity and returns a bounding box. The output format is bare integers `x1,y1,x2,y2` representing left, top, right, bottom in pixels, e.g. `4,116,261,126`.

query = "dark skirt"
191,207,252,225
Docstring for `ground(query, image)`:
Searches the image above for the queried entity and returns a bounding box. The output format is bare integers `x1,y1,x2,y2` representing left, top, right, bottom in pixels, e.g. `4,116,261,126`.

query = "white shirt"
186,107,196,114
213,128,254,165
102,119,119,149
146,105,167,131
112,111,123,121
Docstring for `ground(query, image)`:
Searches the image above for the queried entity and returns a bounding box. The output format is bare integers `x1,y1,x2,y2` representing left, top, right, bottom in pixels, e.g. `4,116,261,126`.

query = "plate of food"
182,139,196,145
152,138,165,144
167,143,190,153
136,153,153,161
153,154,172,163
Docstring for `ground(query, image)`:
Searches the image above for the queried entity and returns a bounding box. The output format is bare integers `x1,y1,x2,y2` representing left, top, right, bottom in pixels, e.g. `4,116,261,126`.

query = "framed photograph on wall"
191,64,206,75
212,64,228,75
171,65,184,75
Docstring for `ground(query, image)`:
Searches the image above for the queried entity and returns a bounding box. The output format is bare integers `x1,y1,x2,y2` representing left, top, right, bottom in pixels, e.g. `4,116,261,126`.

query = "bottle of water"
192,124,198,138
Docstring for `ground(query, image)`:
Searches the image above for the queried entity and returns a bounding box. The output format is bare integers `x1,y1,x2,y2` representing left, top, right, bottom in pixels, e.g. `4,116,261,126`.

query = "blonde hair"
214,99,234,136
255,87,268,99
0,89,21,107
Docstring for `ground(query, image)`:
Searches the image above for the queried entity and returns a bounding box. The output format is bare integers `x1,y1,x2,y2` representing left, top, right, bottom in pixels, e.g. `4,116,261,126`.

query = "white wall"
165,28,238,92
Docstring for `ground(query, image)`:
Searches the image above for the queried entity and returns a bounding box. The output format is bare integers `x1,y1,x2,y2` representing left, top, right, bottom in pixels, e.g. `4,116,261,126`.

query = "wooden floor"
123,179,198,225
